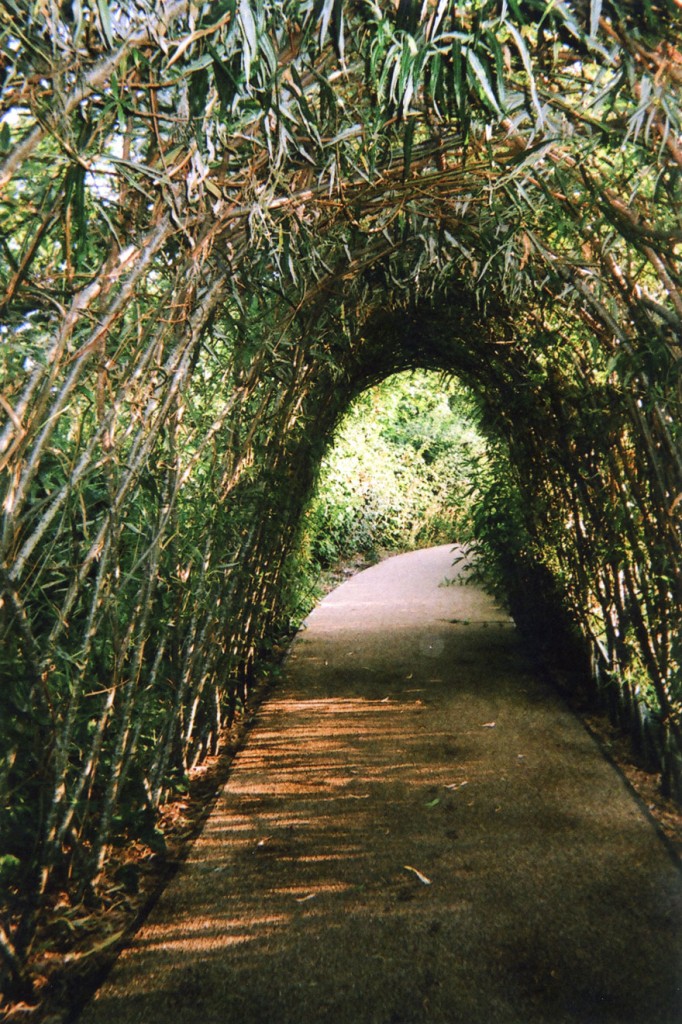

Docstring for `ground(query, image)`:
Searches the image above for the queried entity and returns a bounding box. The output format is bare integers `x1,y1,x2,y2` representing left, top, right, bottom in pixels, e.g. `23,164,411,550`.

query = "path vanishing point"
80,545,682,1024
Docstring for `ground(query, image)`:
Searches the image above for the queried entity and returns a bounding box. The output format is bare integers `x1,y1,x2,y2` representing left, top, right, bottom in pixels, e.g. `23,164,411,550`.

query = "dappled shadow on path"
80,556,682,1024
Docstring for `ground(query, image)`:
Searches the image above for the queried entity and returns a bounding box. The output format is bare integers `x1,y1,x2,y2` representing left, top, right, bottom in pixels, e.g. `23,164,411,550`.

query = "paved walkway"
80,546,682,1023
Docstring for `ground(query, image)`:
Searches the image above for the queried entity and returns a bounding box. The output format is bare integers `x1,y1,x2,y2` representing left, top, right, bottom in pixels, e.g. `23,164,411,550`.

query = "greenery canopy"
0,0,681,997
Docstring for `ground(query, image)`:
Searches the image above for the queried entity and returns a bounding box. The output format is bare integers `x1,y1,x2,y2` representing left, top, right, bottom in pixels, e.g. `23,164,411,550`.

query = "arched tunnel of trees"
1,0,681,999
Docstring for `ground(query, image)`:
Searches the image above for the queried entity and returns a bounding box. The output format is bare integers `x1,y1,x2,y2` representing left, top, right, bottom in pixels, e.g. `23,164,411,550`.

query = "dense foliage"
299,371,484,574
0,0,680,999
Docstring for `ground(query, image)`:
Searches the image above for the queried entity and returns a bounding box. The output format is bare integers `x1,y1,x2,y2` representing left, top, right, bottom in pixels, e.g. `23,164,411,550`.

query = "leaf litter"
403,865,432,885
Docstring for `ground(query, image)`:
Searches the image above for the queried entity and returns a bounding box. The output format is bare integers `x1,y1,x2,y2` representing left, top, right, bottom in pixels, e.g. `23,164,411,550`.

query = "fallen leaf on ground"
295,894,317,903
445,781,468,790
404,865,432,885
64,930,125,962
481,721,496,728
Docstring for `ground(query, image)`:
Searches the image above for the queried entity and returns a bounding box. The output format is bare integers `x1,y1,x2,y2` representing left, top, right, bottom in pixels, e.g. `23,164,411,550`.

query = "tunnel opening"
290,358,584,680
294,369,485,598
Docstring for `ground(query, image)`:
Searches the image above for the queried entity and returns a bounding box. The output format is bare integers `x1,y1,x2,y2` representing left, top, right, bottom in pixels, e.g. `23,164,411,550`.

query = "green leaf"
484,29,506,107
319,0,335,49
506,22,542,124
402,118,415,180
451,38,465,119
327,123,363,146
466,48,502,116
208,45,239,113
332,0,345,61
0,854,21,885
97,0,114,49
590,0,602,37
239,0,257,82
189,66,210,121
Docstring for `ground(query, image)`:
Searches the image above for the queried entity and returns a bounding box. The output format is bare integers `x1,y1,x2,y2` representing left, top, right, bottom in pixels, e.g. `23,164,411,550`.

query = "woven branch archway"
0,0,680,990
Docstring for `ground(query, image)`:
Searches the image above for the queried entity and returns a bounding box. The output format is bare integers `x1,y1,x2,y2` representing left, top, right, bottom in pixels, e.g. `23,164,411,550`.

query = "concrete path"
80,546,682,1023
